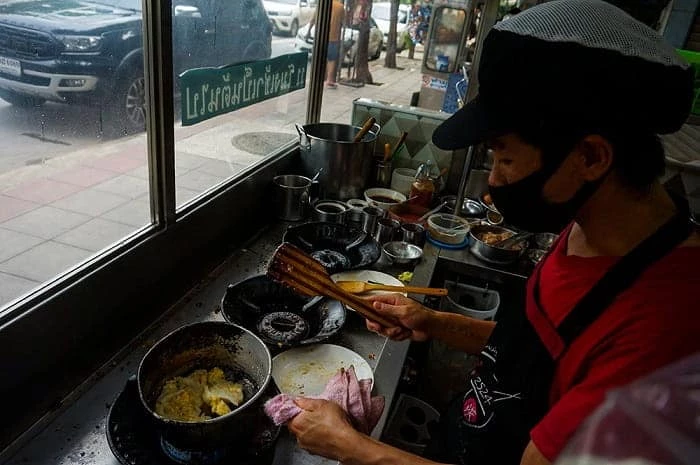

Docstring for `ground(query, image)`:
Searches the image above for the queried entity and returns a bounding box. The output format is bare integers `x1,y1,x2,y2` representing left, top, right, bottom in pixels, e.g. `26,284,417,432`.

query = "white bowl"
364,188,407,210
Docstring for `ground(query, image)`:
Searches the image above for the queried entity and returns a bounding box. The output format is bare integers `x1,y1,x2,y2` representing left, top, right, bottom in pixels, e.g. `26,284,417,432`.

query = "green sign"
180,52,308,126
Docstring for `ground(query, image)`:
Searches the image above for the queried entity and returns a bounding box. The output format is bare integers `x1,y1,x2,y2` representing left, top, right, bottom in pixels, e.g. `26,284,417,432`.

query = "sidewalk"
0,52,425,305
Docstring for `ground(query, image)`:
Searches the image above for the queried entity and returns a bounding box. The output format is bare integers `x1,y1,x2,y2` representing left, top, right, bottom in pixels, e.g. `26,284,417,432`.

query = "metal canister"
273,175,312,221
296,122,381,201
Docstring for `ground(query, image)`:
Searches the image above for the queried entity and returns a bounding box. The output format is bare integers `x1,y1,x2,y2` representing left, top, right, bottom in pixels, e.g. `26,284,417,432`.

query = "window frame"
0,0,332,453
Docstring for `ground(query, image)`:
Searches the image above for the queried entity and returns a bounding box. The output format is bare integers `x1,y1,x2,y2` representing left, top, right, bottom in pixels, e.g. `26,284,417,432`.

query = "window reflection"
0,0,150,311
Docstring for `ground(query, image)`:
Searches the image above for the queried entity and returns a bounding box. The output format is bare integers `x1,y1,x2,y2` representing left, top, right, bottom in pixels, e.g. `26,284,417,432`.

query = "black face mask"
488,168,602,233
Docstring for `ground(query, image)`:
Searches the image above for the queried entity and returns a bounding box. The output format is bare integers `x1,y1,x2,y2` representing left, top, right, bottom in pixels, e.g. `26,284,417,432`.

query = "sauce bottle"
410,161,435,208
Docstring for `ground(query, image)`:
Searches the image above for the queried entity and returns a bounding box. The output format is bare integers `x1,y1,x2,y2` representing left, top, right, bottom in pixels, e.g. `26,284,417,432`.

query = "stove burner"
160,437,227,465
106,376,279,465
311,249,351,272
257,311,309,345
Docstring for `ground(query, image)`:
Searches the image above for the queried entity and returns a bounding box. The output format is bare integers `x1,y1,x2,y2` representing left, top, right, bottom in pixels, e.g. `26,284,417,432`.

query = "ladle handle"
353,117,377,142
296,123,311,150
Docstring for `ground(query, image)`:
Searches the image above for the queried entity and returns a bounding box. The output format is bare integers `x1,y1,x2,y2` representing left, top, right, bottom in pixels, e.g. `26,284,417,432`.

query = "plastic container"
441,280,500,320
409,162,435,208
426,213,470,245
390,168,416,196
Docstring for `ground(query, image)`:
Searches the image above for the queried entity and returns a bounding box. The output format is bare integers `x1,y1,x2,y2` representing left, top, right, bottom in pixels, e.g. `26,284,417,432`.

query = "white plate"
272,344,373,396
331,270,406,302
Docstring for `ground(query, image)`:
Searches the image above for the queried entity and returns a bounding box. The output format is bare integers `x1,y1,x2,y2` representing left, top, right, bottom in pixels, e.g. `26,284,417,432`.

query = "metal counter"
2,223,442,465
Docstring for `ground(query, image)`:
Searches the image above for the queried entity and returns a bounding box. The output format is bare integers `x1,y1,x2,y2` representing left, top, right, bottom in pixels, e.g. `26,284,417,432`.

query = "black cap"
433,0,694,150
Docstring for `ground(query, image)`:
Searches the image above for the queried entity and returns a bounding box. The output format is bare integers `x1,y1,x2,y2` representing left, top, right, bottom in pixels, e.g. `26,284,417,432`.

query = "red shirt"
528,228,700,462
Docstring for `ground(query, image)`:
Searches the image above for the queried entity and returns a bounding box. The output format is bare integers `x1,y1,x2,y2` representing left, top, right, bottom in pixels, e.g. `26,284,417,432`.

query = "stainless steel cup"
374,217,400,244
361,206,386,236
401,223,426,247
273,175,312,221
313,201,347,224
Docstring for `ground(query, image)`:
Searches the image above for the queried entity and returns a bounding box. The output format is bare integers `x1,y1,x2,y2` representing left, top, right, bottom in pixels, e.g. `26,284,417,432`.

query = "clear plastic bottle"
409,161,435,208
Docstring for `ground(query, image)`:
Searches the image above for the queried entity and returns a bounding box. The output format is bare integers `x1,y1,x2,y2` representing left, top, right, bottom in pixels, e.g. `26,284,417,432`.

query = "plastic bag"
556,352,700,465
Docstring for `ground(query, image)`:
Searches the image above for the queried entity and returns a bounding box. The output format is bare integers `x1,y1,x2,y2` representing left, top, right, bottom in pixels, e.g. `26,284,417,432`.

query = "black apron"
428,204,693,465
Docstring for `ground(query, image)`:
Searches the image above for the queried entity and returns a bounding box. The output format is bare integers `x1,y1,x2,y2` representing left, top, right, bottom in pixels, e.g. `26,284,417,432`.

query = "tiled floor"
0,52,426,307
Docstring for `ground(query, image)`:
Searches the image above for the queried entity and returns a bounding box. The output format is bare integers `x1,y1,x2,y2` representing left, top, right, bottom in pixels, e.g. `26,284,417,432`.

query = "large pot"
137,321,272,460
297,122,380,200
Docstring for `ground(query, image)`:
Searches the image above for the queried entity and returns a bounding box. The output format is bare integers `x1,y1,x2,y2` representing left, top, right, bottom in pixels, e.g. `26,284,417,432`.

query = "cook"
286,1,700,464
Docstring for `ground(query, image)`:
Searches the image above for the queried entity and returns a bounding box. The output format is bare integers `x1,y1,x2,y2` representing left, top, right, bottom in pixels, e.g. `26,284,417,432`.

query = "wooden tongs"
267,243,395,328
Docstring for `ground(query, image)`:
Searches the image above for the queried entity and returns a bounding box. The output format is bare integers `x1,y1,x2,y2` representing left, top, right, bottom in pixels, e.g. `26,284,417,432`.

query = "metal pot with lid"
296,122,381,201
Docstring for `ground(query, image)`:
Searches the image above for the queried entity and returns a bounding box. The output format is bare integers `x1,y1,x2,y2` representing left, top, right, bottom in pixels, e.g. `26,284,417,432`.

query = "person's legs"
326,41,340,87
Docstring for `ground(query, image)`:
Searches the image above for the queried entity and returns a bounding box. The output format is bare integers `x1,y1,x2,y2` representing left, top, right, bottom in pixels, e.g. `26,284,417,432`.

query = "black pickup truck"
0,0,272,136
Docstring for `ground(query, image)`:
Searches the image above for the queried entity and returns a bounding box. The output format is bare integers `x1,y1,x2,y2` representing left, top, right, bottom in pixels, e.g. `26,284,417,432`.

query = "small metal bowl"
533,232,558,250
382,241,423,266
441,195,485,217
526,248,548,265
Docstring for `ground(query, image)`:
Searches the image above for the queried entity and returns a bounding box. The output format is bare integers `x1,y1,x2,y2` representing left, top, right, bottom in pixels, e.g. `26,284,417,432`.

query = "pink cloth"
264,365,385,435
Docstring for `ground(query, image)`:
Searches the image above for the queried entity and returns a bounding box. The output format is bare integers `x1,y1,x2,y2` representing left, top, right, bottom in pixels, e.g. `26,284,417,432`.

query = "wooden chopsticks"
268,243,396,328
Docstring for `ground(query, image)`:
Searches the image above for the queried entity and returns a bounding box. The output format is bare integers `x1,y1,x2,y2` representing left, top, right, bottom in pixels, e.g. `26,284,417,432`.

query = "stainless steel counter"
2,223,443,465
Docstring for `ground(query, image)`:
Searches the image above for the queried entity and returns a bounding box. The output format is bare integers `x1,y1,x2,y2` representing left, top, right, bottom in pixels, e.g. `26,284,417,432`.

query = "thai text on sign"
180,52,308,126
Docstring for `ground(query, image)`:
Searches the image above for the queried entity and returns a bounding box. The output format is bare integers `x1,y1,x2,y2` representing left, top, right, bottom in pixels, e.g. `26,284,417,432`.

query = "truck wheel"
289,19,299,38
104,67,146,137
0,89,45,107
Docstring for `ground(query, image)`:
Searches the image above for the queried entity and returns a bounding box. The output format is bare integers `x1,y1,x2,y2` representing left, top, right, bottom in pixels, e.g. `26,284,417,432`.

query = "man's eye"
497,158,513,166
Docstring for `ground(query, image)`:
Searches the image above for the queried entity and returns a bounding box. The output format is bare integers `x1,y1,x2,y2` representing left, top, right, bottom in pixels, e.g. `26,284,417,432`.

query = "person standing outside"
307,0,345,88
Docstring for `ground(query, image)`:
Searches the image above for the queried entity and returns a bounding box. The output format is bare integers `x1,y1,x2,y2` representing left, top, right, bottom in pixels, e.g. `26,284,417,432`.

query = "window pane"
0,0,150,311
173,0,307,207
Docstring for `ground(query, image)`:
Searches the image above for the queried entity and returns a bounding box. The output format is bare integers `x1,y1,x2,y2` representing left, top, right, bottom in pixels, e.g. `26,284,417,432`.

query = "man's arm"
521,441,551,465
367,294,496,355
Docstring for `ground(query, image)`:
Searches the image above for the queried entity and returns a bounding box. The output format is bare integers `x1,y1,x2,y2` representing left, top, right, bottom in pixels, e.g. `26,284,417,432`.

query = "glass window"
0,0,150,310
172,0,306,206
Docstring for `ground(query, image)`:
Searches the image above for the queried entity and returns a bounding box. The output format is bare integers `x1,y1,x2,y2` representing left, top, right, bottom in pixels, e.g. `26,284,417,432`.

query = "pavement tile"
101,196,151,228
195,159,248,178
0,195,39,223
93,174,149,199
176,186,203,206
0,206,90,240
84,154,147,173
51,188,129,216
0,272,39,306
0,227,45,262
0,241,92,283
176,169,227,193
126,165,150,180
3,178,84,203
48,166,117,188
175,153,210,171
55,218,136,252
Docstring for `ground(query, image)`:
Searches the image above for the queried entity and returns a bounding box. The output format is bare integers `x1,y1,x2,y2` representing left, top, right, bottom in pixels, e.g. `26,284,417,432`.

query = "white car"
372,2,410,51
264,0,316,37
295,18,384,63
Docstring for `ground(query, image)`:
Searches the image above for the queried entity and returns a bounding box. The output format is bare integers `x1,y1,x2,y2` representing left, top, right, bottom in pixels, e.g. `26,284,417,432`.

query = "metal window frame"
0,0,330,453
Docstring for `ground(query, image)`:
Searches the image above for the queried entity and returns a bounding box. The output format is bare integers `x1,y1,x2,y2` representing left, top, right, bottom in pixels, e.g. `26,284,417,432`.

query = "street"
0,37,297,173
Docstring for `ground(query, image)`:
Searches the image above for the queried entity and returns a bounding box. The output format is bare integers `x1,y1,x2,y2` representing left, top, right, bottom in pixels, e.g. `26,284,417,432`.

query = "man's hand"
287,398,360,461
365,294,432,342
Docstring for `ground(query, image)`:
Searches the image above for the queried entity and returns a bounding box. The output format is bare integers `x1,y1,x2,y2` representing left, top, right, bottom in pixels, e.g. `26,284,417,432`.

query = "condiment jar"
409,161,435,208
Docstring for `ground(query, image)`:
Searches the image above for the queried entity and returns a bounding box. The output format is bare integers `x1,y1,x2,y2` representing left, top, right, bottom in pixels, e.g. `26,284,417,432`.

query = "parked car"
264,0,316,37
295,18,383,64
372,2,410,51
0,0,272,136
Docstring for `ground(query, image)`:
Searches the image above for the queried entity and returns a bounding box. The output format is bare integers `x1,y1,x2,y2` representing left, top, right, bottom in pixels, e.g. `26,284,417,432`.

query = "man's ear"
576,134,614,181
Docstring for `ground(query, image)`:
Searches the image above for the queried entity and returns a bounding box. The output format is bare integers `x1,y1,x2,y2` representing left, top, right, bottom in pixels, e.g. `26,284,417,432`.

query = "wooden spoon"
335,281,448,296
353,116,377,142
